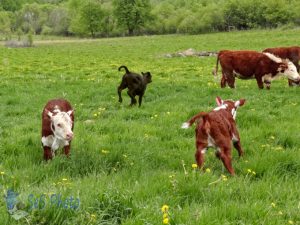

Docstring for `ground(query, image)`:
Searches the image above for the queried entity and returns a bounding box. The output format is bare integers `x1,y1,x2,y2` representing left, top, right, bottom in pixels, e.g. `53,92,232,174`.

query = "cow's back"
197,110,234,141
263,46,300,63
218,50,263,77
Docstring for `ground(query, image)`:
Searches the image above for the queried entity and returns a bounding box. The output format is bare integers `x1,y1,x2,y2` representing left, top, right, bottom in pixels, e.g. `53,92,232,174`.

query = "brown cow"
41,99,74,160
263,46,300,86
213,50,300,89
182,97,245,175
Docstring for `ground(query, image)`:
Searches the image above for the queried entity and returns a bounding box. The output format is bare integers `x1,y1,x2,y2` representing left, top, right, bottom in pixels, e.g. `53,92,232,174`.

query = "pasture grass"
0,28,300,224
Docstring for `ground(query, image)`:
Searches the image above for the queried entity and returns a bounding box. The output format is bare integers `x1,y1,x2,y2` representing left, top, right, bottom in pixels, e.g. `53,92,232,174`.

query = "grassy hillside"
0,29,300,224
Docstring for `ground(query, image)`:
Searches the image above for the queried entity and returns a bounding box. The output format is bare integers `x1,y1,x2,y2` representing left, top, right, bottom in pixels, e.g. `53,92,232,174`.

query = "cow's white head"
278,60,300,82
46,109,74,141
215,96,246,120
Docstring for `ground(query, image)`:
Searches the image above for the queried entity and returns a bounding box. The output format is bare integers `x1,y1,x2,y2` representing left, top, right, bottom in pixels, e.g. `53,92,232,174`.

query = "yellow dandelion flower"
93,113,98,117
123,154,128,158
0,171,5,175
192,164,198,169
161,204,169,212
252,171,256,175
247,169,252,173
163,218,169,224
154,114,158,117
271,202,276,208
278,211,283,215
205,168,211,173
163,213,168,219
221,174,227,181
288,220,294,224
167,112,171,115
270,136,275,140
91,214,96,218
101,150,109,154
62,178,68,181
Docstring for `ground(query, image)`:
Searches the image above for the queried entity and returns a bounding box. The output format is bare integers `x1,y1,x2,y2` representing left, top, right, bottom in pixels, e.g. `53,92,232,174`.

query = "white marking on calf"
232,134,239,142
181,122,190,129
231,108,237,120
213,104,227,111
263,52,282,63
201,149,207,154
207,134,216,147
42,135,70,151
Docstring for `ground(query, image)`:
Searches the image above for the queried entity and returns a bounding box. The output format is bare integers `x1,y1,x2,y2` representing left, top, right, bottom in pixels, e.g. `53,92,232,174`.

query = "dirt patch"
164,48,217,58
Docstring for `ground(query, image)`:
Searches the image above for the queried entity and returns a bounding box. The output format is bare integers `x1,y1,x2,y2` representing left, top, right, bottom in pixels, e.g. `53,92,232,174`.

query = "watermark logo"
28,193,80,210
5,189,19,212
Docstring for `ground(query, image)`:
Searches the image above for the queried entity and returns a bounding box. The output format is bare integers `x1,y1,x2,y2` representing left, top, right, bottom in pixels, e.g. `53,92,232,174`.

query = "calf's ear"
235,99,246,107
216,96,223,106
67,110,73,116
45,109,53,118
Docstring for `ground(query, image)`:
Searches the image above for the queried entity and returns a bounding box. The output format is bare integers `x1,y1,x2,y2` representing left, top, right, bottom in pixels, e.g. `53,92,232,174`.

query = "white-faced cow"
213,50,300,89
182,97,246,175
41,99,74,160
263,46,300,86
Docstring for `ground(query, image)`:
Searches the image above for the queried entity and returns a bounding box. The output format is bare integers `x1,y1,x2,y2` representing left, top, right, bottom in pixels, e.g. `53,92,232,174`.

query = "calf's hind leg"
219,146,235,175
127,90,137,106
195,143,208,170
117,85,125,103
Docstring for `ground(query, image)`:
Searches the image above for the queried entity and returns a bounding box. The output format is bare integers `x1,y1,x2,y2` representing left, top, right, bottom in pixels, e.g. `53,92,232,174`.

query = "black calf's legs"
127,90,137,106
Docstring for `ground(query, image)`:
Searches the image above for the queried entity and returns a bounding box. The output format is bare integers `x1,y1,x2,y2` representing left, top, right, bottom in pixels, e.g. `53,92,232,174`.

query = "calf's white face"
280,61,300,81
46,110,73,141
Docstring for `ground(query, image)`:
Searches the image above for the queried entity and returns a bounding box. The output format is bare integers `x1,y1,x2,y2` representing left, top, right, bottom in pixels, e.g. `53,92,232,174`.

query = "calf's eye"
57,123,62,128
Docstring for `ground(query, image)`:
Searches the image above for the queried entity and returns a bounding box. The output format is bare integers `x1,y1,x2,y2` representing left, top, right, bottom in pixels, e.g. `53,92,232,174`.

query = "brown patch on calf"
182,97,246,175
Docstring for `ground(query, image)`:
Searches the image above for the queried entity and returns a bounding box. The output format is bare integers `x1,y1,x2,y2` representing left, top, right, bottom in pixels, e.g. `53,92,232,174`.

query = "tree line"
0,0,300,39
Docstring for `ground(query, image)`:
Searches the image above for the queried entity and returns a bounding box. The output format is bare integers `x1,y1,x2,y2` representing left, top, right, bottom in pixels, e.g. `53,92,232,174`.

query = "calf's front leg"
43,146,53,160
64,144,71,157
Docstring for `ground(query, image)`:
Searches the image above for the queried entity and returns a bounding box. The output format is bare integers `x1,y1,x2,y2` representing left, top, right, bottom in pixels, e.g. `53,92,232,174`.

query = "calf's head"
142,72,152,84
46,109,74,141
215,96,246,119
278,60,300,82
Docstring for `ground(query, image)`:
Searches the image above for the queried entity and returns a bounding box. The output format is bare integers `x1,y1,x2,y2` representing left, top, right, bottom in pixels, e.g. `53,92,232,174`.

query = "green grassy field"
1,29,300,225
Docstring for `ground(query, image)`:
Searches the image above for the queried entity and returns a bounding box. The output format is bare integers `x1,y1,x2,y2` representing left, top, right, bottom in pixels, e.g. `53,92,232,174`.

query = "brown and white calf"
182,97,246,175
41,99,74,160
263,46,300,86
213,50,300,89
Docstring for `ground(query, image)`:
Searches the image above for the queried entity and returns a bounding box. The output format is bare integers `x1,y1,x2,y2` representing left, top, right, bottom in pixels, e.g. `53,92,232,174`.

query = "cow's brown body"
182,97,245,175
214,50,298,89
42,99,74,160
263,46,300,86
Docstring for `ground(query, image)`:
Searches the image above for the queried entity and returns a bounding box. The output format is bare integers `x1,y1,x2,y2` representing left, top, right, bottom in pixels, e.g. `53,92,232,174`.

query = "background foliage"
0,0,300,38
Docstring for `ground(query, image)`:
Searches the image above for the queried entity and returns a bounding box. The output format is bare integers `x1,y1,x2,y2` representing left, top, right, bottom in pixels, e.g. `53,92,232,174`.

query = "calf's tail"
181,112,208,129
118,65,130,74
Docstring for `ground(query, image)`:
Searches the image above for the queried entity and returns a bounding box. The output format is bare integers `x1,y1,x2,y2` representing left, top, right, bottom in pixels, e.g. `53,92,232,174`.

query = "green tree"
80,1,105,37
113,0,152,35
17,3,46,34
0,11,12,38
